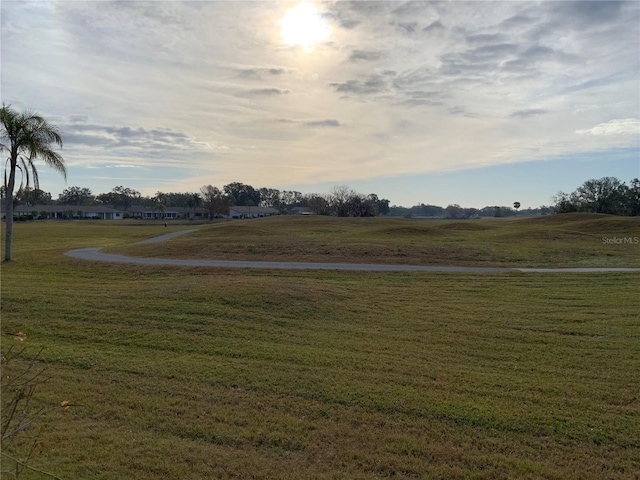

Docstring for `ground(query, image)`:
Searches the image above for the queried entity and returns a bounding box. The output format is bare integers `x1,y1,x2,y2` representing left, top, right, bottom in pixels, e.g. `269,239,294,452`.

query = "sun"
280,2,331,48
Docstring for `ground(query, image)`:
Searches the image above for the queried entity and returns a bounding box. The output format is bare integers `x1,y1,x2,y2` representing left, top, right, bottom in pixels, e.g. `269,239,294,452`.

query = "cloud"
432,42,527,79
68,114,89,123
391,1,434,17
423,20,445,33
501,14,538,28
237,67,287,80
552,1,625,25
328,0,386,30
449,107,479,118
560,71,637,94
304,119,341,127
3,0,638,202
349,50,383,62
466,33,505,44
339,18,360,29
576,119,640,136
278,118,342,128
242,88,290,96
329,75,390,95
510,109,550,119
62,124,212,152
330,67,447,109
396,21,419,35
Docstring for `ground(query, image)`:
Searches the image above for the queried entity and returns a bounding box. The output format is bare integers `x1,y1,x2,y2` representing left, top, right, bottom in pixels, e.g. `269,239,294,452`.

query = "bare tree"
201,185,231,219
329,185,356,217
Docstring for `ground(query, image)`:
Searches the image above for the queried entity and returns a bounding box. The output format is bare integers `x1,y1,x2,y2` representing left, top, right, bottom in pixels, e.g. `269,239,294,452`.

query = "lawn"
106,213,640,268
1,217,639,479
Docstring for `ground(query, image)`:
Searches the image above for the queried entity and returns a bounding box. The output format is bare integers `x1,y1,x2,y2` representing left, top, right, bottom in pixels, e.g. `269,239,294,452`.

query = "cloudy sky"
2,0,639,208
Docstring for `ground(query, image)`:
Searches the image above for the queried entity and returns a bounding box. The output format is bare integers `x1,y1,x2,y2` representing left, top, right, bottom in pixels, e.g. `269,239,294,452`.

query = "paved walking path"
134,229,199,244
65,230,640,273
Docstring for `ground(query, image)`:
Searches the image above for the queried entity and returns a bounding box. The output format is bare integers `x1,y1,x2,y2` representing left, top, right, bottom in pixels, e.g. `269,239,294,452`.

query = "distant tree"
551,177,640,216
552,191,578,214
626,178,640,216
300,187,390,217
379,199,390,215
152,191,168,207
223,182,260,207
538,205,553,215
329,185,357,217
513,201,521,215
464,207,479,218
201,185,231,219
151,191,201,208
1,105,66,261
155,202,166,219
344,194,364,217
186,192,202,212
410,203,444,217
280,190,304,210
445,204,465,219
493,206,503,218
364,194,390,216
573,177,625,214
58,186,95,205
358,196,376,217
307,194,330,215
11,187,52,205
97,186,141,209
387,205,411,217
258,187,281,209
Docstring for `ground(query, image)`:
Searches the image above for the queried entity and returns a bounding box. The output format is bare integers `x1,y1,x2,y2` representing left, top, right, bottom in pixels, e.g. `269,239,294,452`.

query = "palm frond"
1,105,66,205
31,149,65,181
19,155,41,192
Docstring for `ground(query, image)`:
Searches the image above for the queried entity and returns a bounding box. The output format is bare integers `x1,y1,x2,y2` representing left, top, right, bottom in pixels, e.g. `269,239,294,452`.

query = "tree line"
9,176,639,221
387,203,554,219
552,177,640,216
7,183,391,219
388,177,639,219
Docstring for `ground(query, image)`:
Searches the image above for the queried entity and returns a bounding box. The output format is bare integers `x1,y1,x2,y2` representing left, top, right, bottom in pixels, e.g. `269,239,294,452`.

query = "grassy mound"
108,214,640,268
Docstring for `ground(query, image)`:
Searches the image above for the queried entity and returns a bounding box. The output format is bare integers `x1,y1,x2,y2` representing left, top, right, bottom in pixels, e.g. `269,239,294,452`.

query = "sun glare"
280,2,331,48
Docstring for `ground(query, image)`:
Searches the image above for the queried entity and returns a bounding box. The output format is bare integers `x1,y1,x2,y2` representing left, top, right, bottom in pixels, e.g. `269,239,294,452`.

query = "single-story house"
289,207,314,215
126,206,206,220
226,206,278,219
1,204,125,220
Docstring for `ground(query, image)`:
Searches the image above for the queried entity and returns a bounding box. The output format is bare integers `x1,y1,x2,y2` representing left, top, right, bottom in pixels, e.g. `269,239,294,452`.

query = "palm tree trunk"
4,158,17,262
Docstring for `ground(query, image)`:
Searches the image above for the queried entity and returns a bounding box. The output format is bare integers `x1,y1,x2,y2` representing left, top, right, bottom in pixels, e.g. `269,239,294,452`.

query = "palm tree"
1,105,66,261
513,201,521,216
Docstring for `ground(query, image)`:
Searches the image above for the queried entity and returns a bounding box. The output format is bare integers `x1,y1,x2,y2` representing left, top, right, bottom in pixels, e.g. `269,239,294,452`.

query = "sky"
2,0,639,209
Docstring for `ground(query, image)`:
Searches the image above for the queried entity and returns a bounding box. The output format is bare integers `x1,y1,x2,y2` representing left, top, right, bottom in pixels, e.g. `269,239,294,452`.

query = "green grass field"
106,213,640,267
1,215,639,479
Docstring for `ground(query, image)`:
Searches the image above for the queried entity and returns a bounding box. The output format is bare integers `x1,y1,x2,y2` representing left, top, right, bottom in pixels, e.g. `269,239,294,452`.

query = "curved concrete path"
134,229,198,244
65,230,640,273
